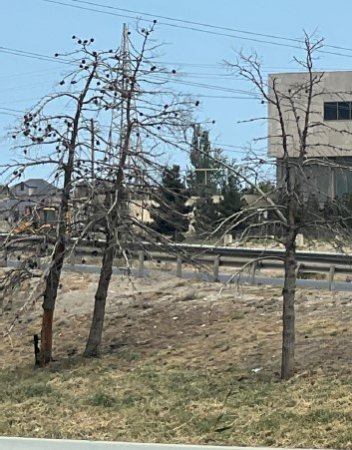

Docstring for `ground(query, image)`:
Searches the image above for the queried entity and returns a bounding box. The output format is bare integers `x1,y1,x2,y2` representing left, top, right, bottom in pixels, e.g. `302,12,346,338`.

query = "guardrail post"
329,265,335,291
138,250,144,278
213,255,220,282
176,256,182,278
35,244,41,269
0,248,7,268
250,261,257,284
295,262,302,278
70,250,76,269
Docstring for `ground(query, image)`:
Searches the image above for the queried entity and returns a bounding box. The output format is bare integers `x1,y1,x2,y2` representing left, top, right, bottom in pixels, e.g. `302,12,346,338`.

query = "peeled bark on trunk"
84,233,116,357
38,65,97,366
40,237,65,365
40,309,54,366
281,228,297,380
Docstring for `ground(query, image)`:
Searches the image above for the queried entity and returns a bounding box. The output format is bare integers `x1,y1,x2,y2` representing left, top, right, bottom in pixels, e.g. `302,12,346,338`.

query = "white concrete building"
268,71,352,199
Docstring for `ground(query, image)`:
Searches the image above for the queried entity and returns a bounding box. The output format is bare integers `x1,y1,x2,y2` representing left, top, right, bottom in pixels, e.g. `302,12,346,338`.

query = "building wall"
11,182,30,197
276,157,352,201
129,199,157,224
268,71,352,158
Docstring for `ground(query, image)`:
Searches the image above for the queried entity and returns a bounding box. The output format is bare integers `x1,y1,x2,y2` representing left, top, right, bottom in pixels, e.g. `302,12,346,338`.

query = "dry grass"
1,357,352,447
1,273,352,447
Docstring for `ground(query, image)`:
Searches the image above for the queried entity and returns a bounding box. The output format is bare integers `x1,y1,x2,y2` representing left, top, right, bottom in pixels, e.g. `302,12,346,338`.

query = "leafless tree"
224,33,352,379
5,36,142,365
81,24,196,357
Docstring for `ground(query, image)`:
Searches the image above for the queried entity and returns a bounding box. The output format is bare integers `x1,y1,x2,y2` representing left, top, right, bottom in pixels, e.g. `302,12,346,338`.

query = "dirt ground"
2,271,352,446
1,269,352,377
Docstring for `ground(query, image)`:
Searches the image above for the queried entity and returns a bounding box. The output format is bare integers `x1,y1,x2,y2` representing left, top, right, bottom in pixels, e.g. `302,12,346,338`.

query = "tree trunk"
84,233,116,357
37,64,97,366
40,310,54,365
281,227,297,380
40,237,65,365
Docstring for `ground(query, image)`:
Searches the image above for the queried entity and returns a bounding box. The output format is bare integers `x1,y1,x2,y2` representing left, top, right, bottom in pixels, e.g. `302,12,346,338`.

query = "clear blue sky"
1,0,352,177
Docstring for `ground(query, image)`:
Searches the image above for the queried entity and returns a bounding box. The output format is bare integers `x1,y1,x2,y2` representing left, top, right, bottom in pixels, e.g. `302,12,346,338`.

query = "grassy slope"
1,355,352,448
1,274,352,447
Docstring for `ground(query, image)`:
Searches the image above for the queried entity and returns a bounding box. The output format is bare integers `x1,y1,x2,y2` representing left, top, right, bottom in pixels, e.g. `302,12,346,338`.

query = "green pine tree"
217,174,242,220
193,196,220,236
152,165,190,241
188,125,225,196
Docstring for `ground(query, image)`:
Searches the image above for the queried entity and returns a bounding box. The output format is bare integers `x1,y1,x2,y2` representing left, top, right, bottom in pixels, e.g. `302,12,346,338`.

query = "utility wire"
153,75,261,97
70,0,352,54
0,43,348,80
42,0,352,59
0,46,71,65
40,0,305,51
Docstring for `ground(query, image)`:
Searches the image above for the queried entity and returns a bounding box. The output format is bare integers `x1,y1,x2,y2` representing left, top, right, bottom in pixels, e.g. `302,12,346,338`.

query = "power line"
0,42,348,84
0,107,23,118
66,0,352,54
0,81,55,96
0,45,71,65
41,0,304,51
71,0,305,45
0,112,18,117
0,97,41,106
195,95,259,100
153,75,261,98
42,0,352,59
0,107,23,113
0,67,62,81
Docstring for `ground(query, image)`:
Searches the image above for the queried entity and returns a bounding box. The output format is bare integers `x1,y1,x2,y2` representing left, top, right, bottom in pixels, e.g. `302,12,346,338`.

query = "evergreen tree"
217,174,242,221
242,180,275,194
193,174,242,237
188,125,225,196
152,165,190,241
193,196,220,236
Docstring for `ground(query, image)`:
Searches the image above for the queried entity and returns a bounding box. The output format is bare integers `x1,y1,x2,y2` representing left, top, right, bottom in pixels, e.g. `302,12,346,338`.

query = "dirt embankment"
0,270,351,377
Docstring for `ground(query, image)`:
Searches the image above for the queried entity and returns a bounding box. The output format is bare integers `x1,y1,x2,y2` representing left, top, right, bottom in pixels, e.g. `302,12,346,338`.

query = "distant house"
0,199,35,223
10,179,60,201
73,179,158,226
0,179,60,226
241,193,272,219
240,193,276,237
0,185,9,200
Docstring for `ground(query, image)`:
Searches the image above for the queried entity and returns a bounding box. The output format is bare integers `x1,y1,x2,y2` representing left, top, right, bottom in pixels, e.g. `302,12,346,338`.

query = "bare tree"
82,24,196,357
6,37,135,365
225,33,352,379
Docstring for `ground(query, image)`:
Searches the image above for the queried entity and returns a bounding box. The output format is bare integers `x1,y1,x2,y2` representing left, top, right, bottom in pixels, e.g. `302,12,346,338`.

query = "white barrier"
0,438,324,450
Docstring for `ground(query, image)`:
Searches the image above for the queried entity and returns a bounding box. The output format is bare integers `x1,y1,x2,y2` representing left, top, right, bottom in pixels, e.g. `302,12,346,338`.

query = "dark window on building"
324,102,338,120
20,182,24,191
338,102,350,120
324,101,352,120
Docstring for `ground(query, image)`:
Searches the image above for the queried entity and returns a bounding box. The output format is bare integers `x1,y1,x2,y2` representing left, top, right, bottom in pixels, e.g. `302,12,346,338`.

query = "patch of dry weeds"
0,273,351,446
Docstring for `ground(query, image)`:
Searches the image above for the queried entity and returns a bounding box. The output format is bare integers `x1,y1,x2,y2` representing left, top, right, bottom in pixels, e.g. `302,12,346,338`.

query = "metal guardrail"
0,231,351,260
2,235,352,289
0,438,325,450
141,242,352,265
1,232,352,265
